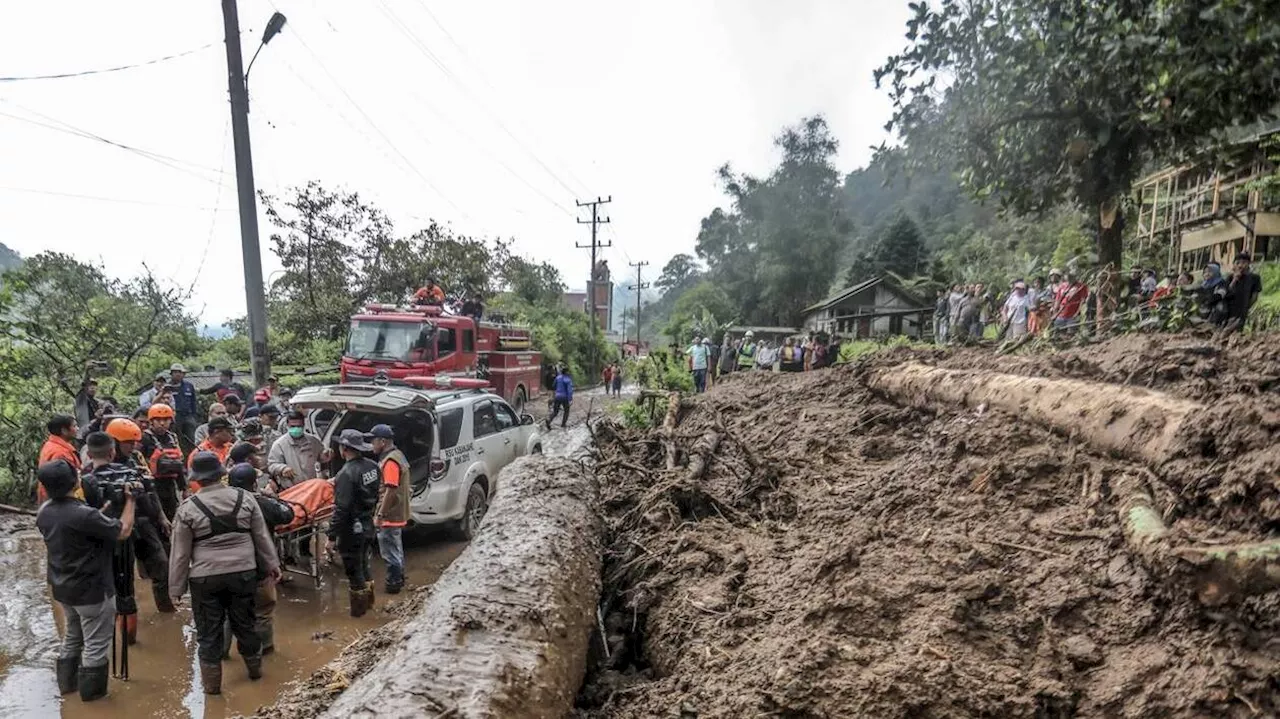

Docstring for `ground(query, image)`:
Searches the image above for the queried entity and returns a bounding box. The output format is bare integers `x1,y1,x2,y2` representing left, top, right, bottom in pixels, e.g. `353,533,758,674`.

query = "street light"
245,12,287,86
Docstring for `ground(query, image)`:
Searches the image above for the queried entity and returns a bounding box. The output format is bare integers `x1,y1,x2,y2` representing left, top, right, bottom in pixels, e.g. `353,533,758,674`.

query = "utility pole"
628,261,649,347
222,0,271,387
575,196,613,335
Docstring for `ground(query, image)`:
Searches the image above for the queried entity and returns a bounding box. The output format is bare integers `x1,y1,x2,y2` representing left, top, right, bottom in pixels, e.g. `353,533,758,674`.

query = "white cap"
170,363,187,373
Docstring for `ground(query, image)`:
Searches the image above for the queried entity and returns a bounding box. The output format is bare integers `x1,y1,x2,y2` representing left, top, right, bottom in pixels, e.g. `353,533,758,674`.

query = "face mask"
288,427,304,439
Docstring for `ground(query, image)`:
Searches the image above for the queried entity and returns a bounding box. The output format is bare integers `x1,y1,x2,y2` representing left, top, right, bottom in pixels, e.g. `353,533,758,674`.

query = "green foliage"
488,293,613,383
832,335,922,365
627,350,693,392
0,253,197,505
655,253,701,293
695,116,854,325
847,210,929,284
663,281,735,345
877,0,1280,274
617,400,654,429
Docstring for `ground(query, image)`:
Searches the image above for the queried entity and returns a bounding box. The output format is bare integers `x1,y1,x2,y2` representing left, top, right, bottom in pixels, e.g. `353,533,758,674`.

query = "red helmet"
106,418,143,443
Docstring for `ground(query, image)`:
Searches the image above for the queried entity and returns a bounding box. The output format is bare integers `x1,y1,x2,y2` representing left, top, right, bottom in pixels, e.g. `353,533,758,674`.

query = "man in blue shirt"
168,363,199,451
545,366,574,430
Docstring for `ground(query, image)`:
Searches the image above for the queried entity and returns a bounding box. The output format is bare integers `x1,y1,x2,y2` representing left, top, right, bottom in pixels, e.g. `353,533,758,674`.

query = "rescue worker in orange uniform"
413,278,446,306
141,403,186,520
104,418,175,617
187,416,235,492
38,414,82,503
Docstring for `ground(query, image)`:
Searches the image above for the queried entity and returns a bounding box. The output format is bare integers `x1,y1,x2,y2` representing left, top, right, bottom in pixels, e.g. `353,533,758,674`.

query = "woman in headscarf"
1197,263,1229,325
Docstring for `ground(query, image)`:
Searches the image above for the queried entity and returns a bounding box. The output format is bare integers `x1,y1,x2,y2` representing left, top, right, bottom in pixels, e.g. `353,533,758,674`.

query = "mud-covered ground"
578,334,1280,718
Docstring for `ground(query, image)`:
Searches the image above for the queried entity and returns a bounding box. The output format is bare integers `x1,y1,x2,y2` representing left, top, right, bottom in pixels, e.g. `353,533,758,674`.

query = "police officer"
227,462,294,656
141,403,185,520
325,430,380,617
36,459,136,701
168,451,281,695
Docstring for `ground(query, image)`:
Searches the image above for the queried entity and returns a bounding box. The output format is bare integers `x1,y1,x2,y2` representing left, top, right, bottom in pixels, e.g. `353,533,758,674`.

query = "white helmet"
744,330,755,338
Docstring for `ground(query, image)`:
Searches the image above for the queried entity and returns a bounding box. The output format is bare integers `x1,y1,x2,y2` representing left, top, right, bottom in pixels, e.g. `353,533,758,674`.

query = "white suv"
291,382,543,538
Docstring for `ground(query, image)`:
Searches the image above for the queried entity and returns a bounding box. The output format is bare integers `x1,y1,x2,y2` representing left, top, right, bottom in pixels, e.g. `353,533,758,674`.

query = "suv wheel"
455,482,488,540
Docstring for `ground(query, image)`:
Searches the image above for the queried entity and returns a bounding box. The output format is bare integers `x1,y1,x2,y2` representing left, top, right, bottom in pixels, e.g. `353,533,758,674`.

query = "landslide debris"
578,340,1280,718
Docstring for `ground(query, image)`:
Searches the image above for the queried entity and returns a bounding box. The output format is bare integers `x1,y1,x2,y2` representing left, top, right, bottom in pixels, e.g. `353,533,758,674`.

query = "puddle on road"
0,529,464,719
0,403,608,719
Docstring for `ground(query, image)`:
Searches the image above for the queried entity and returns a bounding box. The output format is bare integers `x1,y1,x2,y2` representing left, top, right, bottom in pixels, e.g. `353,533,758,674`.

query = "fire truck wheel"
513,387,528,415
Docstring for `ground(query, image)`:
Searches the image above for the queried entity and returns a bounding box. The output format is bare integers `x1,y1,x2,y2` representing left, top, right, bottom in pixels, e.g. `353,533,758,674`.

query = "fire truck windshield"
346,319,436,363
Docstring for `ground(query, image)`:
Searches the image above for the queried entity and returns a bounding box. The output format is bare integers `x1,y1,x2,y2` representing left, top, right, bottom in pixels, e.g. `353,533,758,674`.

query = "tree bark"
276,456,602,719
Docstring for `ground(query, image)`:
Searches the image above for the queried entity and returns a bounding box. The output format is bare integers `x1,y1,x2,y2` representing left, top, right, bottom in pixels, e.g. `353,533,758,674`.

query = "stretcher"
274,478,334,588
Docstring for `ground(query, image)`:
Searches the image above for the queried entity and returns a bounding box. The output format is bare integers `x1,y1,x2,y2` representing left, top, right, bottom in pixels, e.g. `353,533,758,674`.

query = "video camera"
87,466,146,518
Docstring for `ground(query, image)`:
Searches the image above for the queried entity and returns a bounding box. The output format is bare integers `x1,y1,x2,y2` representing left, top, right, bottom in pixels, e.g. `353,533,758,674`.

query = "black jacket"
328,456,380,539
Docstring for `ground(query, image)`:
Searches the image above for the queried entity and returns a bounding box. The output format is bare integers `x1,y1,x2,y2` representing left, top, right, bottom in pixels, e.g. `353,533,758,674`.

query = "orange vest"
187,440,231,493
37,436,82,503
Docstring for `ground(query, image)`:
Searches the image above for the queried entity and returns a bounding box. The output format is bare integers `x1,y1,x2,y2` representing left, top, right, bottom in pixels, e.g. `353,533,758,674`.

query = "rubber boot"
366,580,376,607
122,614,138,646
199,661,222,695
153,582,176,613
384,568,403,595
259,625,275,656
244,654,263,681
221,620,233,660
349,588,367,618
55,655,80,695
78,664,108,702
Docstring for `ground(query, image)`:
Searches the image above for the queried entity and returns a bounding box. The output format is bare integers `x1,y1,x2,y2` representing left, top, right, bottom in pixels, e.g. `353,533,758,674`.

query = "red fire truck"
339,304,544,413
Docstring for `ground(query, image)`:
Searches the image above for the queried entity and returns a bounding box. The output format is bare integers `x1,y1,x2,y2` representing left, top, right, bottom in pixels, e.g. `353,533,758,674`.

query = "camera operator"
169,451,281,695
141,403,186,521
35,459,136,702
81,431,164,647
104,419,176,615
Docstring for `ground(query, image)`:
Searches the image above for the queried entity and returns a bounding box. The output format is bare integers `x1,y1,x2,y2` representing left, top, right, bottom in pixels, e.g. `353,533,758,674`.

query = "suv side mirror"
520,413,535,426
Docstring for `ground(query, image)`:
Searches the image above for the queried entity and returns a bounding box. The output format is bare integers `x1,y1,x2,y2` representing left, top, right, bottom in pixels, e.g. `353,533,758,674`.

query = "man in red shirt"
38,415,83,503
1052,271,1089,332
187,417,235,492
368,424,409,595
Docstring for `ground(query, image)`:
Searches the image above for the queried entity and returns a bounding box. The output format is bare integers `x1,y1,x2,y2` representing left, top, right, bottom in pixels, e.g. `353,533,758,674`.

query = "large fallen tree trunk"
869,363,1278,603
263,456,602,719
866,362,1201,465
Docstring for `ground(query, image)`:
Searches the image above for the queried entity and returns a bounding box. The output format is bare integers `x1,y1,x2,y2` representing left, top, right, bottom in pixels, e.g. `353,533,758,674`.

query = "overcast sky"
0,0,911,325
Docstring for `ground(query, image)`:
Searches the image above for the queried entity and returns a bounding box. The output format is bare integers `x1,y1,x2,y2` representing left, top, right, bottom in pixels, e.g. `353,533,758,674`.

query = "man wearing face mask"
267,411,326,490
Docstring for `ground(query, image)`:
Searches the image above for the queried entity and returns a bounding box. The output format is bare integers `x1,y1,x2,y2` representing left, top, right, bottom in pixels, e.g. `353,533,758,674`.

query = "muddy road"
0,519,464,719
0,385,621,719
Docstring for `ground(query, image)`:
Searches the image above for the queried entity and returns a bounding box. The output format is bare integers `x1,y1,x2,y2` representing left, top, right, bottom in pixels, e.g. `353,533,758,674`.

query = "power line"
378,0,586,200
0,185,233,211
411,0,597,196
276,19,468,220
0,104,228,185
184,119,233,296
0,41,219,82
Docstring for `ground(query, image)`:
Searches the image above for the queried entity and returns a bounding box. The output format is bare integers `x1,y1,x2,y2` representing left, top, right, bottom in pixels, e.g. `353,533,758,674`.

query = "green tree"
702,116,853,325
500,256,565,307
877,0,1280,305
663,280,735,344
655,253,701,293
847,211,928,284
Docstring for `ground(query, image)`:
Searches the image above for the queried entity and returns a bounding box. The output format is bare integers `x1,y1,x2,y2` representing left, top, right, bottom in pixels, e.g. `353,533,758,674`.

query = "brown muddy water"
0,525,465,719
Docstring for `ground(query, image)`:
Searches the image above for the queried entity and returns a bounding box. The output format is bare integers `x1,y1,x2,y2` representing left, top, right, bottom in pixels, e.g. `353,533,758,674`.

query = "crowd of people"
34,369,411,701
669,330,844,394
933,252,1265,342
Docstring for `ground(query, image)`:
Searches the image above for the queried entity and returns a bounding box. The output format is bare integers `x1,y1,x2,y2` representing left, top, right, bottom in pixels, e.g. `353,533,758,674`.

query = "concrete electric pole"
628,261,649,346
575,196,612,334
221,0,284,387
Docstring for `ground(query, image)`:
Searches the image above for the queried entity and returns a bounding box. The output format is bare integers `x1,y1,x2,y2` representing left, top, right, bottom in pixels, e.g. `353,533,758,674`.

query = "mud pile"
578,338,1280,718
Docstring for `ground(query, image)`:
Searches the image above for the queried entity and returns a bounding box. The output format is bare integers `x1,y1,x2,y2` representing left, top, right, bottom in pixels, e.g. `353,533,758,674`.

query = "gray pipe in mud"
320,455,602,719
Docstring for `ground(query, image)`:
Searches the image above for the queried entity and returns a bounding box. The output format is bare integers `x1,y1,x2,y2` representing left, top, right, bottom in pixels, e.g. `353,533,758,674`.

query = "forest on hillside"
642,0,1280,345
